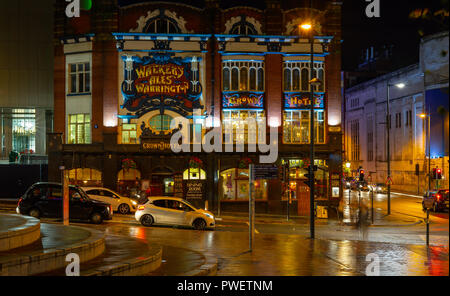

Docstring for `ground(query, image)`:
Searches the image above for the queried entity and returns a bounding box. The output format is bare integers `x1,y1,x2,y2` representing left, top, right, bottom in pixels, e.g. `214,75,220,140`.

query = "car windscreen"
181,199,197,210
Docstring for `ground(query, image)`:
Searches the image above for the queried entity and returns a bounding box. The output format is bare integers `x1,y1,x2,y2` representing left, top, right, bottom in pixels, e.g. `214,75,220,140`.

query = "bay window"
222,61,264,91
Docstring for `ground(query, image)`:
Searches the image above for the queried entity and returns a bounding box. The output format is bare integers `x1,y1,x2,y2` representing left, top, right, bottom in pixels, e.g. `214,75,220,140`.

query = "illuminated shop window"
149,114,173,131
12,109,36,153
283,110,325,144
222,110,265,144
220,168,267,200
68,62,90,94
183,168,206,180
222,61,264,91
122,123,137,144
68,168,102,186
283,62,324,92
68,114,91,144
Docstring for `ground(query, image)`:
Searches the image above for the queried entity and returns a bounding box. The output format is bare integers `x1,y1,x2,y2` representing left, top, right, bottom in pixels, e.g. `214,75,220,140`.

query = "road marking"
391,192,423,199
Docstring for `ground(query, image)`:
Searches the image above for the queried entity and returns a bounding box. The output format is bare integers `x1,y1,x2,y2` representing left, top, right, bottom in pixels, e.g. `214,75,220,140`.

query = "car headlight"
205,213,214,219
131,200,137,205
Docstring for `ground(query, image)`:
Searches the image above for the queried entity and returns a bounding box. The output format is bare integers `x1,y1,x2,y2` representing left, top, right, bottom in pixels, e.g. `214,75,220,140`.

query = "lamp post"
300,22,322,239
419,112,431,192
386,82,405,215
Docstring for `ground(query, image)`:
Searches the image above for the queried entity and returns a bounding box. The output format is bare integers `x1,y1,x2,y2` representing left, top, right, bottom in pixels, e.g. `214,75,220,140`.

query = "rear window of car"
152,199,166,208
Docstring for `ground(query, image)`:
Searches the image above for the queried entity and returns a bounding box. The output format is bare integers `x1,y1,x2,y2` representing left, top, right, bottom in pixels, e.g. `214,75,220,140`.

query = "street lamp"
300,21,322,239
419,112,431,192
386,81,406,215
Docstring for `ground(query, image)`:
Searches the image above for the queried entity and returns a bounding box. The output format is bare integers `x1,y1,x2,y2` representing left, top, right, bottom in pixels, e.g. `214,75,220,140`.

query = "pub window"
69,62,90,94
283,62,325,92
122,123,137,144
68,113,91,144
149,114,173,131
222,61,264,91
183,168,206,180
222,110,265,144
283,110,325,144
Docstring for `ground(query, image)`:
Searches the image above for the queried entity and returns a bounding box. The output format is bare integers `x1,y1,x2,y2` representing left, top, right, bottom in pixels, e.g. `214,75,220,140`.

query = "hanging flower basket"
122,158,136,171
238,157,253,169
189,157,203,169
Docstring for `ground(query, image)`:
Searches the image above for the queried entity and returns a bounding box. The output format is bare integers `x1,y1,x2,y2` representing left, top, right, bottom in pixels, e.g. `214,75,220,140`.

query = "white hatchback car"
135,197,215,230
82,187,138,214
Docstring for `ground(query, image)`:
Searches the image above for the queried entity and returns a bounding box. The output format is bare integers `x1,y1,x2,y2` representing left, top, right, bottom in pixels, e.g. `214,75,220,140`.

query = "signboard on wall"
184,180,206,199
284,93,324,109
222,92,264,108
173,173,183,198
120,53,203,117
252,164,279,180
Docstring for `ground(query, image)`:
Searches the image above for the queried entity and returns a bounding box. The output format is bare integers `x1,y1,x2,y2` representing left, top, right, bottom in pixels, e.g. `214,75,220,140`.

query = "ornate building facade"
50,0,343,214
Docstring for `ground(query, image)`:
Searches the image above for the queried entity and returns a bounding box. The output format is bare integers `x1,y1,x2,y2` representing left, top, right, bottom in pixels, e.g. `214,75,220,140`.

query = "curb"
0,214,41,251
182,253,218,276
0,225,105,276
82,241,163,276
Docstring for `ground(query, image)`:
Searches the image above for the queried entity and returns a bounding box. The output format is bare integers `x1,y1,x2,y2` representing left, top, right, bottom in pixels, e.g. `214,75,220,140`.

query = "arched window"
249,68,256,90
284,68,291,91
149,114,173,131
223,68,230,91
257,68,264,91
230,23,257,35
231,68,239,90
239,67,248,90
293,69,300,91
301,68,309,91
145,17,180,33
318,68,324,91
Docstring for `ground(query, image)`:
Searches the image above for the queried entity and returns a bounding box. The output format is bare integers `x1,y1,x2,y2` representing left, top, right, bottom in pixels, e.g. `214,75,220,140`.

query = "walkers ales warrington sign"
121,53,203,117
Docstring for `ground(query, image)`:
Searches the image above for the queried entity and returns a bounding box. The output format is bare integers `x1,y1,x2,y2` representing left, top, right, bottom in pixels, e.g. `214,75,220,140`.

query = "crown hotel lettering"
135,64,189,95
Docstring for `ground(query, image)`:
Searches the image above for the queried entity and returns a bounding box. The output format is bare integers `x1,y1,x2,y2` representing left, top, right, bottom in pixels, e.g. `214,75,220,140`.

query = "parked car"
82,187,138,214
135,197,215,230
16,182,113,224
422,189,449,212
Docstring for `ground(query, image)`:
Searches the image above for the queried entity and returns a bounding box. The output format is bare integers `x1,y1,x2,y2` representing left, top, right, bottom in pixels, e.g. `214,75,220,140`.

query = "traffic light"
359,169,365,182
432,168,437,179
436,168,442,179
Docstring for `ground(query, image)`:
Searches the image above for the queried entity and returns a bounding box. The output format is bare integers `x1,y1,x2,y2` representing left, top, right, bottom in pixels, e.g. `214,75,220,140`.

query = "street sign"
252,164,278,180
385,176,393,185
423,197,434,209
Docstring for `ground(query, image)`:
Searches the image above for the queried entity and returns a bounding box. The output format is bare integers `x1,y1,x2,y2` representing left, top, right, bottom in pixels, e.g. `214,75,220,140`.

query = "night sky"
342,0,448,70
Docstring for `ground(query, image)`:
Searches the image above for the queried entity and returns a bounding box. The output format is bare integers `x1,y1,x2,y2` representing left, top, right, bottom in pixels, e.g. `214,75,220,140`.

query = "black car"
16,182,113,224
422,189,449,212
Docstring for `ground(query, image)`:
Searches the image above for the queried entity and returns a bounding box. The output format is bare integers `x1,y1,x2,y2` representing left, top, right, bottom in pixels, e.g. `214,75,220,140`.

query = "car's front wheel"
140,214,154,227
90,212,103,224
118,203,130,214
28,208,40,219
193,218,206,230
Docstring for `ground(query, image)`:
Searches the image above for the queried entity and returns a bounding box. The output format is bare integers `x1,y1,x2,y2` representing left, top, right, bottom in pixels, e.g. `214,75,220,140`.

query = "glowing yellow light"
419,113,427,118
300,23,312,30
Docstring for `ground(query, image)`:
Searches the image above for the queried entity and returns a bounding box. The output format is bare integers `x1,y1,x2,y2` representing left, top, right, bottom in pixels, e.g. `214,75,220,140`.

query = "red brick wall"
265,54,283,129
53,44,66,136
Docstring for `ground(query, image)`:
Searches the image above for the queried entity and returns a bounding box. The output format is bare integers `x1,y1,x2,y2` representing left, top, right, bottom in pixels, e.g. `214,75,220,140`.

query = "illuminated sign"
121,53,203,117
222,92,264,108
284,93,324,109
140,140,176,151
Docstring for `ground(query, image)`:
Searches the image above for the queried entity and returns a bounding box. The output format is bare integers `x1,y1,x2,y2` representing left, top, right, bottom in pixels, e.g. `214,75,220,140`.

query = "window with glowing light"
283,62,324,92
121,123,137,144
222,61,264,91
222,109,265,144
220,168,267,200
12,109,36,153
68,113,91,144
283,110,325,144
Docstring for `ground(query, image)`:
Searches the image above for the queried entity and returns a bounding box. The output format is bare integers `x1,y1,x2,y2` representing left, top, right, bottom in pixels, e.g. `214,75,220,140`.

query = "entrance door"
297,182,310,216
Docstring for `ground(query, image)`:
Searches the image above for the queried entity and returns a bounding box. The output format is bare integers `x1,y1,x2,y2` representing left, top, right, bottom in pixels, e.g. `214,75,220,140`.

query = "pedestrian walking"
358,198,370,240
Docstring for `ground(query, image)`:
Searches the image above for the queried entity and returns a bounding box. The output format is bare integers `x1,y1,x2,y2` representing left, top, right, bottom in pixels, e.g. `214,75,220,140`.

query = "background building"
0,0,54,161
344,31,449,194
50,0,343,215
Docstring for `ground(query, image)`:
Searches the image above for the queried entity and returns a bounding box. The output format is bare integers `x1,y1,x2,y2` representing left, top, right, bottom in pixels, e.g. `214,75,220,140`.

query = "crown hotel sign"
121,53,203,117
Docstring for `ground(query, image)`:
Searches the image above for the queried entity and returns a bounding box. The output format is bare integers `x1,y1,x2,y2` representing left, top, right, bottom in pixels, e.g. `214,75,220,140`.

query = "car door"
101,189,120,211
45,185,63,218
69,188,91,220
86,189,107,204
164,200,187,225
150,199,171,224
